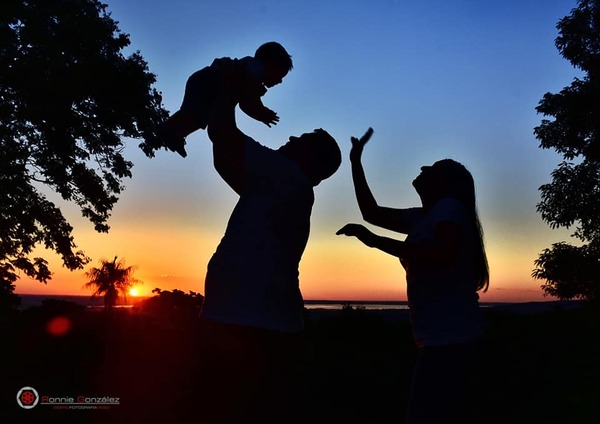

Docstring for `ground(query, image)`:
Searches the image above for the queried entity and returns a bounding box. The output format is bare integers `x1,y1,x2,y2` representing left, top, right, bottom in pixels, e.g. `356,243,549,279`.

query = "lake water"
15,294,142,310
16,294,411,311
304,300,410,310
14,294,583,315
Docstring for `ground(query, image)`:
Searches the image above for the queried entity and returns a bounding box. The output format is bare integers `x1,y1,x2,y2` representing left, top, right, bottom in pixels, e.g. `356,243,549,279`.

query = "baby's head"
255,42,293,87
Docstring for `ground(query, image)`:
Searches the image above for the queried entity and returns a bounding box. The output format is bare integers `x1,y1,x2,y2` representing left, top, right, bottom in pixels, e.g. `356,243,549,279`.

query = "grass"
1,302,599,423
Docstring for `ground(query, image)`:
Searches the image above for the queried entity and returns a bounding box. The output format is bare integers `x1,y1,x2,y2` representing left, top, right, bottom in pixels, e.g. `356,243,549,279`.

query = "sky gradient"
16,0,580,302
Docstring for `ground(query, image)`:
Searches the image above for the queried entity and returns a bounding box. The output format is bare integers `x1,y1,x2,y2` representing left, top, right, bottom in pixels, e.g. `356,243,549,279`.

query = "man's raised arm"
207,96,247,195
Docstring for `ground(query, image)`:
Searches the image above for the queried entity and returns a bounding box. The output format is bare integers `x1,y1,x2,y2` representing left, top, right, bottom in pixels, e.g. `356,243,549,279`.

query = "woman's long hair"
435,159,489,292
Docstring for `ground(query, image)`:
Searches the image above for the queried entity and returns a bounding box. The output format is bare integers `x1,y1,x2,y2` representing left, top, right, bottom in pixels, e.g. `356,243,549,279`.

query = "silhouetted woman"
337,128,489,424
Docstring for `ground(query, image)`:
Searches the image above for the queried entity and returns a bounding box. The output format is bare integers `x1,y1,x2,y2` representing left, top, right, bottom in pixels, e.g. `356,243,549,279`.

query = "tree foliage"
0,0,168,290
0,279,21,318
533,0,600,301
139,288,204,326
83,256,140,309
533,242,600,300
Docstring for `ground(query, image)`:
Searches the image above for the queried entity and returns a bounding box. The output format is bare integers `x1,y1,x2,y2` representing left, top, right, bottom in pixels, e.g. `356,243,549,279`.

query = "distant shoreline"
14,293,585,315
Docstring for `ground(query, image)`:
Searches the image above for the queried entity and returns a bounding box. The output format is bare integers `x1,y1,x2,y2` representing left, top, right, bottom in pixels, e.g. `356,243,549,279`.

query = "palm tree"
83,256,140,309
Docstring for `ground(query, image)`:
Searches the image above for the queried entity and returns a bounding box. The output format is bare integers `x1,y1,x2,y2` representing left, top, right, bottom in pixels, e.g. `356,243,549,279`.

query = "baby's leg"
158,68,215,157
163,110,204,139
157,111,196,158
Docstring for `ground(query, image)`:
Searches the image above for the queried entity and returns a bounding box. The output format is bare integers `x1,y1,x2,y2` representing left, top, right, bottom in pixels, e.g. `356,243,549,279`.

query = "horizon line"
13,292,573,305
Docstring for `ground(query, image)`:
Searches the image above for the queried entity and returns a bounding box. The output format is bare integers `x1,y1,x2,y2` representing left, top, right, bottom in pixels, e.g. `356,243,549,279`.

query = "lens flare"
46,316,72,337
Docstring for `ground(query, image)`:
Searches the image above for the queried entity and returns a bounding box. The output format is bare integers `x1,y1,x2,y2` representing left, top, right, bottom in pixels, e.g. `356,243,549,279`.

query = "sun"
129,288,140,297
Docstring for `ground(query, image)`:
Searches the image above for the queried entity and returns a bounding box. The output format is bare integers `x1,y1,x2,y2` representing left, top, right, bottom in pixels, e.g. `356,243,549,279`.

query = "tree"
139,288,204,327
0,0,168,297
83,256,140,309
533,0,600,301
0,279,21,318
533,242,600,301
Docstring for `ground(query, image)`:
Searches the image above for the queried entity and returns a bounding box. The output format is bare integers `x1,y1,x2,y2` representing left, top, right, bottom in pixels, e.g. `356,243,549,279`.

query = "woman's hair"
255,41,294,73
434,159,490,292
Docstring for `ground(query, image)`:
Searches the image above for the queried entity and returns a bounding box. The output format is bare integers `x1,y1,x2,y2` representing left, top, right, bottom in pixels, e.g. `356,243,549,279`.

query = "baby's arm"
239,94,279,127
236,60,279,126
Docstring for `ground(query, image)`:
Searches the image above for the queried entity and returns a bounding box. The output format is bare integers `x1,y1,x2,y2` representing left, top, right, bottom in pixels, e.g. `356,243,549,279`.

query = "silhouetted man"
198,93,341,423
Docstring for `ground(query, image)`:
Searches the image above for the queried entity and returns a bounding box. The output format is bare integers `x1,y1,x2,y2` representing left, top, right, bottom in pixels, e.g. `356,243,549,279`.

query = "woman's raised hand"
349,127,374,163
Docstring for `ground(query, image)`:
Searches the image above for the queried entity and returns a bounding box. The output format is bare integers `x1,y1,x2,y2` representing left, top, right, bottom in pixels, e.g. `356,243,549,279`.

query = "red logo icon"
16,387,39,409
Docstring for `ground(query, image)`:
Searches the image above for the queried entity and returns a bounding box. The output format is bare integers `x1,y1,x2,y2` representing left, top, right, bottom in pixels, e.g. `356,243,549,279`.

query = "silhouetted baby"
158,41,293,157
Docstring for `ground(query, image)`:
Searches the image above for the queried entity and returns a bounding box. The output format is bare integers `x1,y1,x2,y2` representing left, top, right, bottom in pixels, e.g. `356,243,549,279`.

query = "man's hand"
349,127,374,163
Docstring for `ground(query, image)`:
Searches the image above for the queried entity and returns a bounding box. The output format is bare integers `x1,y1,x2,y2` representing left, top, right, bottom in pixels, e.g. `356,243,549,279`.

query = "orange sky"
12,0,578,304
14,206,560,303
14,139,568,304
13,134,568,304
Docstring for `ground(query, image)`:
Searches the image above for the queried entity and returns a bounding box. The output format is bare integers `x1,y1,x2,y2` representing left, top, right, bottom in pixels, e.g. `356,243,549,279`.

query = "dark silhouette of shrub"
138,288,204,329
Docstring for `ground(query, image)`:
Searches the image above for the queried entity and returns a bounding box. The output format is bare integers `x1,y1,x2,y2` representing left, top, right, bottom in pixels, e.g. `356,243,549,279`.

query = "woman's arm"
350,129,411,234
336,221,462,267
336,223,406,258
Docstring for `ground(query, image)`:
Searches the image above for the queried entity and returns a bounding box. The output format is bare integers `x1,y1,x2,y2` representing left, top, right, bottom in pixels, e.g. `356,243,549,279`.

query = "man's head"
279,129,341,186
255,41,293,88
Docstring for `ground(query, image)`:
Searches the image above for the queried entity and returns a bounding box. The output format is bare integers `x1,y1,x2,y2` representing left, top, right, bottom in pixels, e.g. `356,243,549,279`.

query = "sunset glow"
13,0,578,304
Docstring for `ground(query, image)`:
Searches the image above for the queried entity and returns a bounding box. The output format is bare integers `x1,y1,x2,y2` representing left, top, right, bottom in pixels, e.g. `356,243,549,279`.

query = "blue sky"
18,0,581,301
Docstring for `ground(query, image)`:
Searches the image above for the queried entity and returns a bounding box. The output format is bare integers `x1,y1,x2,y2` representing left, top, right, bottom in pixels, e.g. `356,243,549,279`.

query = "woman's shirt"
402,197,484,347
